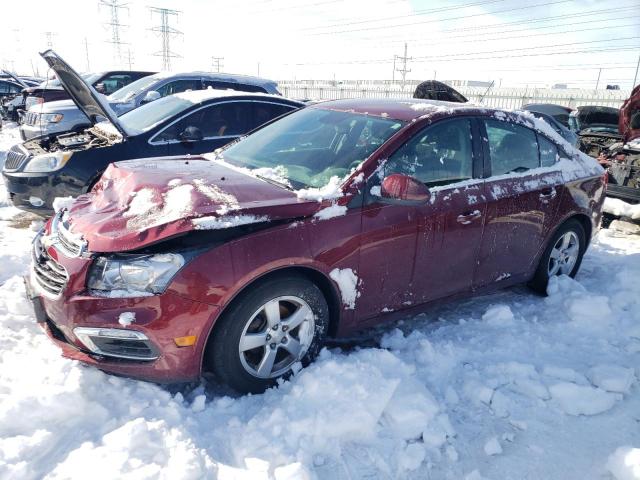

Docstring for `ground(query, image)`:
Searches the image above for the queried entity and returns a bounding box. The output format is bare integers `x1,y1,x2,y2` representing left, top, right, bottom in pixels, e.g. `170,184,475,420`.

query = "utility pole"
392,55,396,82
149,6,182,71
257,62,260,76
211,56,224,73
633,53,640,88
394,42,411,90
84,38,91,71
99,0,129,66
126,47,134,70
595,67,602,90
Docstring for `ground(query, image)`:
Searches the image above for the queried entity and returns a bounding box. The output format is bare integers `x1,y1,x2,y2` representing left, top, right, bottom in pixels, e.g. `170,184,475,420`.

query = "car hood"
39,50,128,138
65,157,323,252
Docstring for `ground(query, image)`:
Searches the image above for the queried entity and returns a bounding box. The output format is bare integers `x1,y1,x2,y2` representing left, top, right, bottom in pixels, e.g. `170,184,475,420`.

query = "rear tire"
529,219,586,294
205,275,329,394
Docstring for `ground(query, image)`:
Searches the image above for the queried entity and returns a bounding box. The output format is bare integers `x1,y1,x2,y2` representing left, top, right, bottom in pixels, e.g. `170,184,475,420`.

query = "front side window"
247,102,296,131
385,118,474,187
485,119,539,176
119,95,194,136
155,102,251,141
221,108,404,189
99,74,134,95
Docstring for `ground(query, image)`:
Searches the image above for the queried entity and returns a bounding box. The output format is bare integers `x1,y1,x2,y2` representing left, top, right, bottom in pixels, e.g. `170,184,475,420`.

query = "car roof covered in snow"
311,98,485,122
147,71,279,90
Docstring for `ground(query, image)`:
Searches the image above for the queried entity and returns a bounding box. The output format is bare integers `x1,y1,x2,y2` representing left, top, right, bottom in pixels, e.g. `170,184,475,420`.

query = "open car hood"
39,50,128,139
1,69,28,88
65,157,322,252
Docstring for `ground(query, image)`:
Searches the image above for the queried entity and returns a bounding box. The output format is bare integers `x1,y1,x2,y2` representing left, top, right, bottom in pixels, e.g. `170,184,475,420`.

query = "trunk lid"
39,50,128,139
66,157,322,252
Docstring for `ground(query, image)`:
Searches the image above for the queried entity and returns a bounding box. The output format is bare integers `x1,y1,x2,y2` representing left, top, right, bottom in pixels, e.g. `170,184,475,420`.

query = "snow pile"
52,196,75,213
314,203,347,220
296,176,343,202
118,312,136,327
329,268,360,309
606,446,640,480
604,197,640,220
193,214,268,230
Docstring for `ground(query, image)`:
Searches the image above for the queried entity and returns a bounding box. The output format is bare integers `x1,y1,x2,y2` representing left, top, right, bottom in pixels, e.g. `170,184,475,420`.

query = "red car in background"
26,99,605,393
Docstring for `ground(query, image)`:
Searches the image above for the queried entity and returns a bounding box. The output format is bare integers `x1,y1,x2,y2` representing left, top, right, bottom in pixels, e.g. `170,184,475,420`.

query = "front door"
357,116,486,318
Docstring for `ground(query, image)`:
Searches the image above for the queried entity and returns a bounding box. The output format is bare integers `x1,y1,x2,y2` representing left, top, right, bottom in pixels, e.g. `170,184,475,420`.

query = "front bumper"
2,170,80,216
26,226,221,383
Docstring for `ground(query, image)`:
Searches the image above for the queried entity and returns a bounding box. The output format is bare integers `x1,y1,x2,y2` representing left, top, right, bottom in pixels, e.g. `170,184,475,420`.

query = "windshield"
108,75,160,102
38,72,98,89
119,94,194,135
221,107,404,189
577,108,619,131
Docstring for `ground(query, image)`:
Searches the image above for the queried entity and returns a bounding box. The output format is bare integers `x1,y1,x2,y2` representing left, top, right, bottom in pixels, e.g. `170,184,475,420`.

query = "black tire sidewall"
206,275,329,394
530,219,586,294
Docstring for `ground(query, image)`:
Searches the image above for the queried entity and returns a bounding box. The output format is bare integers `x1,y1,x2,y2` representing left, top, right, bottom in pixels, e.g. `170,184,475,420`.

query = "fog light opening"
174,335,197,347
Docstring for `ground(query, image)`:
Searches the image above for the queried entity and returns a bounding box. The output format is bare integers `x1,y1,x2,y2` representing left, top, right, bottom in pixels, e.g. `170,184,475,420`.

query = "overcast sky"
0,0,638,88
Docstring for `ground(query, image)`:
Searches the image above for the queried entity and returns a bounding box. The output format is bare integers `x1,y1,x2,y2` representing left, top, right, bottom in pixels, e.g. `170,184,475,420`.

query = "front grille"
25,112,38,126
56,216,86,257
91,337,156,360
31,234,69,298
3,144,29,170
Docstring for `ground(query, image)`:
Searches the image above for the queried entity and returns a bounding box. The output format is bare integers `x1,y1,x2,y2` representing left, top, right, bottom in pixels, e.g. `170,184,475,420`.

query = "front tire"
529,219,586,294
205,275,329,394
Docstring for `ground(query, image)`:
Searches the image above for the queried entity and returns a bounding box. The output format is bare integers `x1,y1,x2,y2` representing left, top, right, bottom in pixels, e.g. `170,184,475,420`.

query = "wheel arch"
199,264,343,374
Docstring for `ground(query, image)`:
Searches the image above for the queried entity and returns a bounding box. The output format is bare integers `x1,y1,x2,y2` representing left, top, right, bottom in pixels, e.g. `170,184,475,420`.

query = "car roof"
311,98,491,122
147,71,278,88
170,88,300,105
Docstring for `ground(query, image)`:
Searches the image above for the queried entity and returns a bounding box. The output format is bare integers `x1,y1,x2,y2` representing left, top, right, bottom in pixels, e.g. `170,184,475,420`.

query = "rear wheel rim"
238,295,315,379
548,231,580,277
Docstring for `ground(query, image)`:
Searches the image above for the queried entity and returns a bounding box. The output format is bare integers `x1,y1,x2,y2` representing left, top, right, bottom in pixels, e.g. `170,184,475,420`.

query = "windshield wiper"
255,174,294,191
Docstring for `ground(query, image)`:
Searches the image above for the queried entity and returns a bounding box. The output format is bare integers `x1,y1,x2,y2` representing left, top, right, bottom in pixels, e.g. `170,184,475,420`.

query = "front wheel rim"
238,296,315,379
548,231,580,277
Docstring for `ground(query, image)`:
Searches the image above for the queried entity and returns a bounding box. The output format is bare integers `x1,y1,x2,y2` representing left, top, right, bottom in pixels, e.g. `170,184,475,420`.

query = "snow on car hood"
65,157,322,252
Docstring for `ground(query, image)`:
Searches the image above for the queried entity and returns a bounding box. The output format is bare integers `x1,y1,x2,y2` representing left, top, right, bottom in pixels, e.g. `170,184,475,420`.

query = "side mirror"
380,174,430,203
179,126,203,143
141,90,161,104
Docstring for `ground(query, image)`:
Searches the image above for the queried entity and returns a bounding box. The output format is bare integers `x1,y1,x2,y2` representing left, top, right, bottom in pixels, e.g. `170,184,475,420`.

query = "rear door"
474,117,564,287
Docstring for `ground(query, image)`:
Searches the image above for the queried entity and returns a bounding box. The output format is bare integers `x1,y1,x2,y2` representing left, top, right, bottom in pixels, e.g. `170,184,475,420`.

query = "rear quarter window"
538,135,559,167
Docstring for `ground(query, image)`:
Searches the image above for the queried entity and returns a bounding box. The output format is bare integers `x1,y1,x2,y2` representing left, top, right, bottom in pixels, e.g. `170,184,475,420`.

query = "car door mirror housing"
180,126,203,143
141,90,161,104
380,174,430,203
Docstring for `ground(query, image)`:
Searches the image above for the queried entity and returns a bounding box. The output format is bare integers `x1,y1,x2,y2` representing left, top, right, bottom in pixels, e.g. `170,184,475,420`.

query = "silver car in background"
19,71,283,140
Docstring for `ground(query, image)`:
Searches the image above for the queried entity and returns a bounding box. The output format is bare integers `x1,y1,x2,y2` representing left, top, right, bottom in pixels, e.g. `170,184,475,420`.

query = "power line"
212,56,224,73
309,0,575,35
149,6,183,70
300,0,509,31
99,0,129,66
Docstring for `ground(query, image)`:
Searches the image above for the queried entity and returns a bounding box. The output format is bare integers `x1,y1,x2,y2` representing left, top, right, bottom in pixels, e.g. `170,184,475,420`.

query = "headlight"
87,253,185,297
23,151,73,173
40,113,64,123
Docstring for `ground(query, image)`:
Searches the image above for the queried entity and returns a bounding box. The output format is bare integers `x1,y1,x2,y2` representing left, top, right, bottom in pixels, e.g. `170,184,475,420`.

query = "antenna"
211,56,224,73
99,0,129,66
149,6,182,71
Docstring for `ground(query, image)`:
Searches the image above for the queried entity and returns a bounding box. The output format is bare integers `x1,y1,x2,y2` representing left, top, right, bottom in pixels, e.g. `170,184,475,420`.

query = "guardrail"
278,83,630,109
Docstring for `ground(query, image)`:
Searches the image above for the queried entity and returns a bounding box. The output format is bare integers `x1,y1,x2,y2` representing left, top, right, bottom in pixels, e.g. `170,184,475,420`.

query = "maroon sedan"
26,99,606,393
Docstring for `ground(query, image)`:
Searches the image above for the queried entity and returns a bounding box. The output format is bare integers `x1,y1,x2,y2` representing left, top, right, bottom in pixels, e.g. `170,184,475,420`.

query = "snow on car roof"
147,71,278,88
312,98,475,121
172,88,280,104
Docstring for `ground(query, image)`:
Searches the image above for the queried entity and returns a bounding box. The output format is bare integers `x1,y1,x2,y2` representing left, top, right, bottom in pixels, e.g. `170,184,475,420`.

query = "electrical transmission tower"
149,6,182,71
393,43,412,90
99,0,129,67
44,32,56,48
211,56,224,73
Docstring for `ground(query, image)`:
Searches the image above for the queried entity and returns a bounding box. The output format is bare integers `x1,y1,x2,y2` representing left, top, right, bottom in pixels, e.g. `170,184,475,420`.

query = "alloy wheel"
547,231,580,276
238,296,315,378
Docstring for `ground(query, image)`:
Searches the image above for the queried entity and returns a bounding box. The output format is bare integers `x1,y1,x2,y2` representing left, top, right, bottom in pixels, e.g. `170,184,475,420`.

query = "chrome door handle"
457,210,482,224
539,188,557,202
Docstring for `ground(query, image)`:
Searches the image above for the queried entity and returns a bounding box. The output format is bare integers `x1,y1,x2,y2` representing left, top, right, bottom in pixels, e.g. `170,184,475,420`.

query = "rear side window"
156,79,202,97
386,118,474,187
247,102,296,131
98,74,135,95
539,135,558,167
485,119,539,175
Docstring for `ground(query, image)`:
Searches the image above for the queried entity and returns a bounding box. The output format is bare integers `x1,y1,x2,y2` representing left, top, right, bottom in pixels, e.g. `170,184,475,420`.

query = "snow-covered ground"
0,123,638,480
